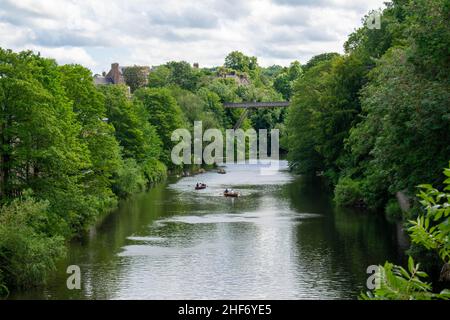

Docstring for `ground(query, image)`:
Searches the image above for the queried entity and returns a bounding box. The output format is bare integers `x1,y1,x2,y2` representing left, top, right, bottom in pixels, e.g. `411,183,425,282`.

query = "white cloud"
0,0,387,73
30,46,97,68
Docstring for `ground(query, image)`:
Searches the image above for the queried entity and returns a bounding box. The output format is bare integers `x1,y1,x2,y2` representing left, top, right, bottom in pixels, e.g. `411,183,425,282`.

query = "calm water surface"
12,160,406,299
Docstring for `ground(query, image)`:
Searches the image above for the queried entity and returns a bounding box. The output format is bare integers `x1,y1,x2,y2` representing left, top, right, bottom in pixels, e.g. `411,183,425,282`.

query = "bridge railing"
223,101,290,108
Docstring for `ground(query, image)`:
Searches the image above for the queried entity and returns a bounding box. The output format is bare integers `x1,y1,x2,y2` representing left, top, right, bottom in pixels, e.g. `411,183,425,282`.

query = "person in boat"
225,188,229,193
196,183,206,189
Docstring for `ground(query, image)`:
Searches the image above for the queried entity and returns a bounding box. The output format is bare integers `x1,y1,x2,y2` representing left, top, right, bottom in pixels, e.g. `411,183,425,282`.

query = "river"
11,160,406,299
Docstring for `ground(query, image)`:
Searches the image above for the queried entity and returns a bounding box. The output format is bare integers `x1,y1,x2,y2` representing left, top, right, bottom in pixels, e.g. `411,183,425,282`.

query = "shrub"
141,158,167,185
362,164,450,299
334,177,364,207
361,257,450,300
112,158,146,198
0,196,65,293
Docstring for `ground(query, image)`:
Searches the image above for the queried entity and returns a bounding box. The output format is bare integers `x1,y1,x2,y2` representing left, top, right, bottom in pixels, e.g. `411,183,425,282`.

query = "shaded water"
11,161,406,299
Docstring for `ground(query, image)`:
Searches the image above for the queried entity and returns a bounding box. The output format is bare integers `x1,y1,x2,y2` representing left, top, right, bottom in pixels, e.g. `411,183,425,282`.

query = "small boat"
224,190,239,197
195,183,207,190
217,168,226,174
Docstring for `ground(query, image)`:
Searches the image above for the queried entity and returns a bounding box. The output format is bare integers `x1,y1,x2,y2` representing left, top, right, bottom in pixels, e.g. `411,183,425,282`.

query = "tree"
397,0,449,80
287,61,302,80
134,88,185,166
0,49,94,232
148,65,171,88
197,88,227,127
345,48,450,208
273,73,291,100
224,51,258,73
261,65,284,78
99,85,161,163
123,66,149,92
285,51,367,184
285,59,332,175
303,53,339,72
99,84,166,191
318,53,367,183
273,61,303,100
205,78,242,129
0,49,100,293
59,64,123,213
165,61,200,92
169,86,220,131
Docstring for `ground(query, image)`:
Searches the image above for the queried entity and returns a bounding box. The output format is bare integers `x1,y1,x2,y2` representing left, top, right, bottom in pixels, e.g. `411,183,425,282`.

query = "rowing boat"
224,191,239,197
195,184,207,190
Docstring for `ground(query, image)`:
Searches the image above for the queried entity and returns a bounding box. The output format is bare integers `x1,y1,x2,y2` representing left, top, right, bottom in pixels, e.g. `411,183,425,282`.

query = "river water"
11,160,406,299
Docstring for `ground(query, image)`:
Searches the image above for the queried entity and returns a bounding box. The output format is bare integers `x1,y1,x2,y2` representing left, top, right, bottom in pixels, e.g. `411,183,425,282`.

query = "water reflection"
10,160,404,300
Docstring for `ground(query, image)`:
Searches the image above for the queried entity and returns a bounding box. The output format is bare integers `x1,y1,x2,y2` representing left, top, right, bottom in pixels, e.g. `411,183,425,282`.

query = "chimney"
111,63,121,84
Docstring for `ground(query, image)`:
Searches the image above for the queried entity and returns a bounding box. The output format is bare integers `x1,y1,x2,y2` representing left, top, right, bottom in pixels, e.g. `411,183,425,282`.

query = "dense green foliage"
362,165,450,300
362,257,449,300
134,87,185,166
0,47,291,294
0,194,65,293
122,66,149,93
2,0,447,299
348,47,450,208
286,0,450,211
0,50,167,294
273,61,303,100
59,65,123,221
224,51,258,74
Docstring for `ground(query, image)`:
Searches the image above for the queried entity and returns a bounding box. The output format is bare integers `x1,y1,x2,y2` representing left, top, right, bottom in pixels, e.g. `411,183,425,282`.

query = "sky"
0,0,387,74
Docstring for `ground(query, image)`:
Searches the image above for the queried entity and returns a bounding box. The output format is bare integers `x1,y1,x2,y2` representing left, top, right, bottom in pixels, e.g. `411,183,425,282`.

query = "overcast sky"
0,0,386,73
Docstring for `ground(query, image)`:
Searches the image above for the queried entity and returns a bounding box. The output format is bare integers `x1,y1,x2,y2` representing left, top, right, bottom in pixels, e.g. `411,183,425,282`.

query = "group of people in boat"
224,188,239,197
194,183,239,197
195,182,207,190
